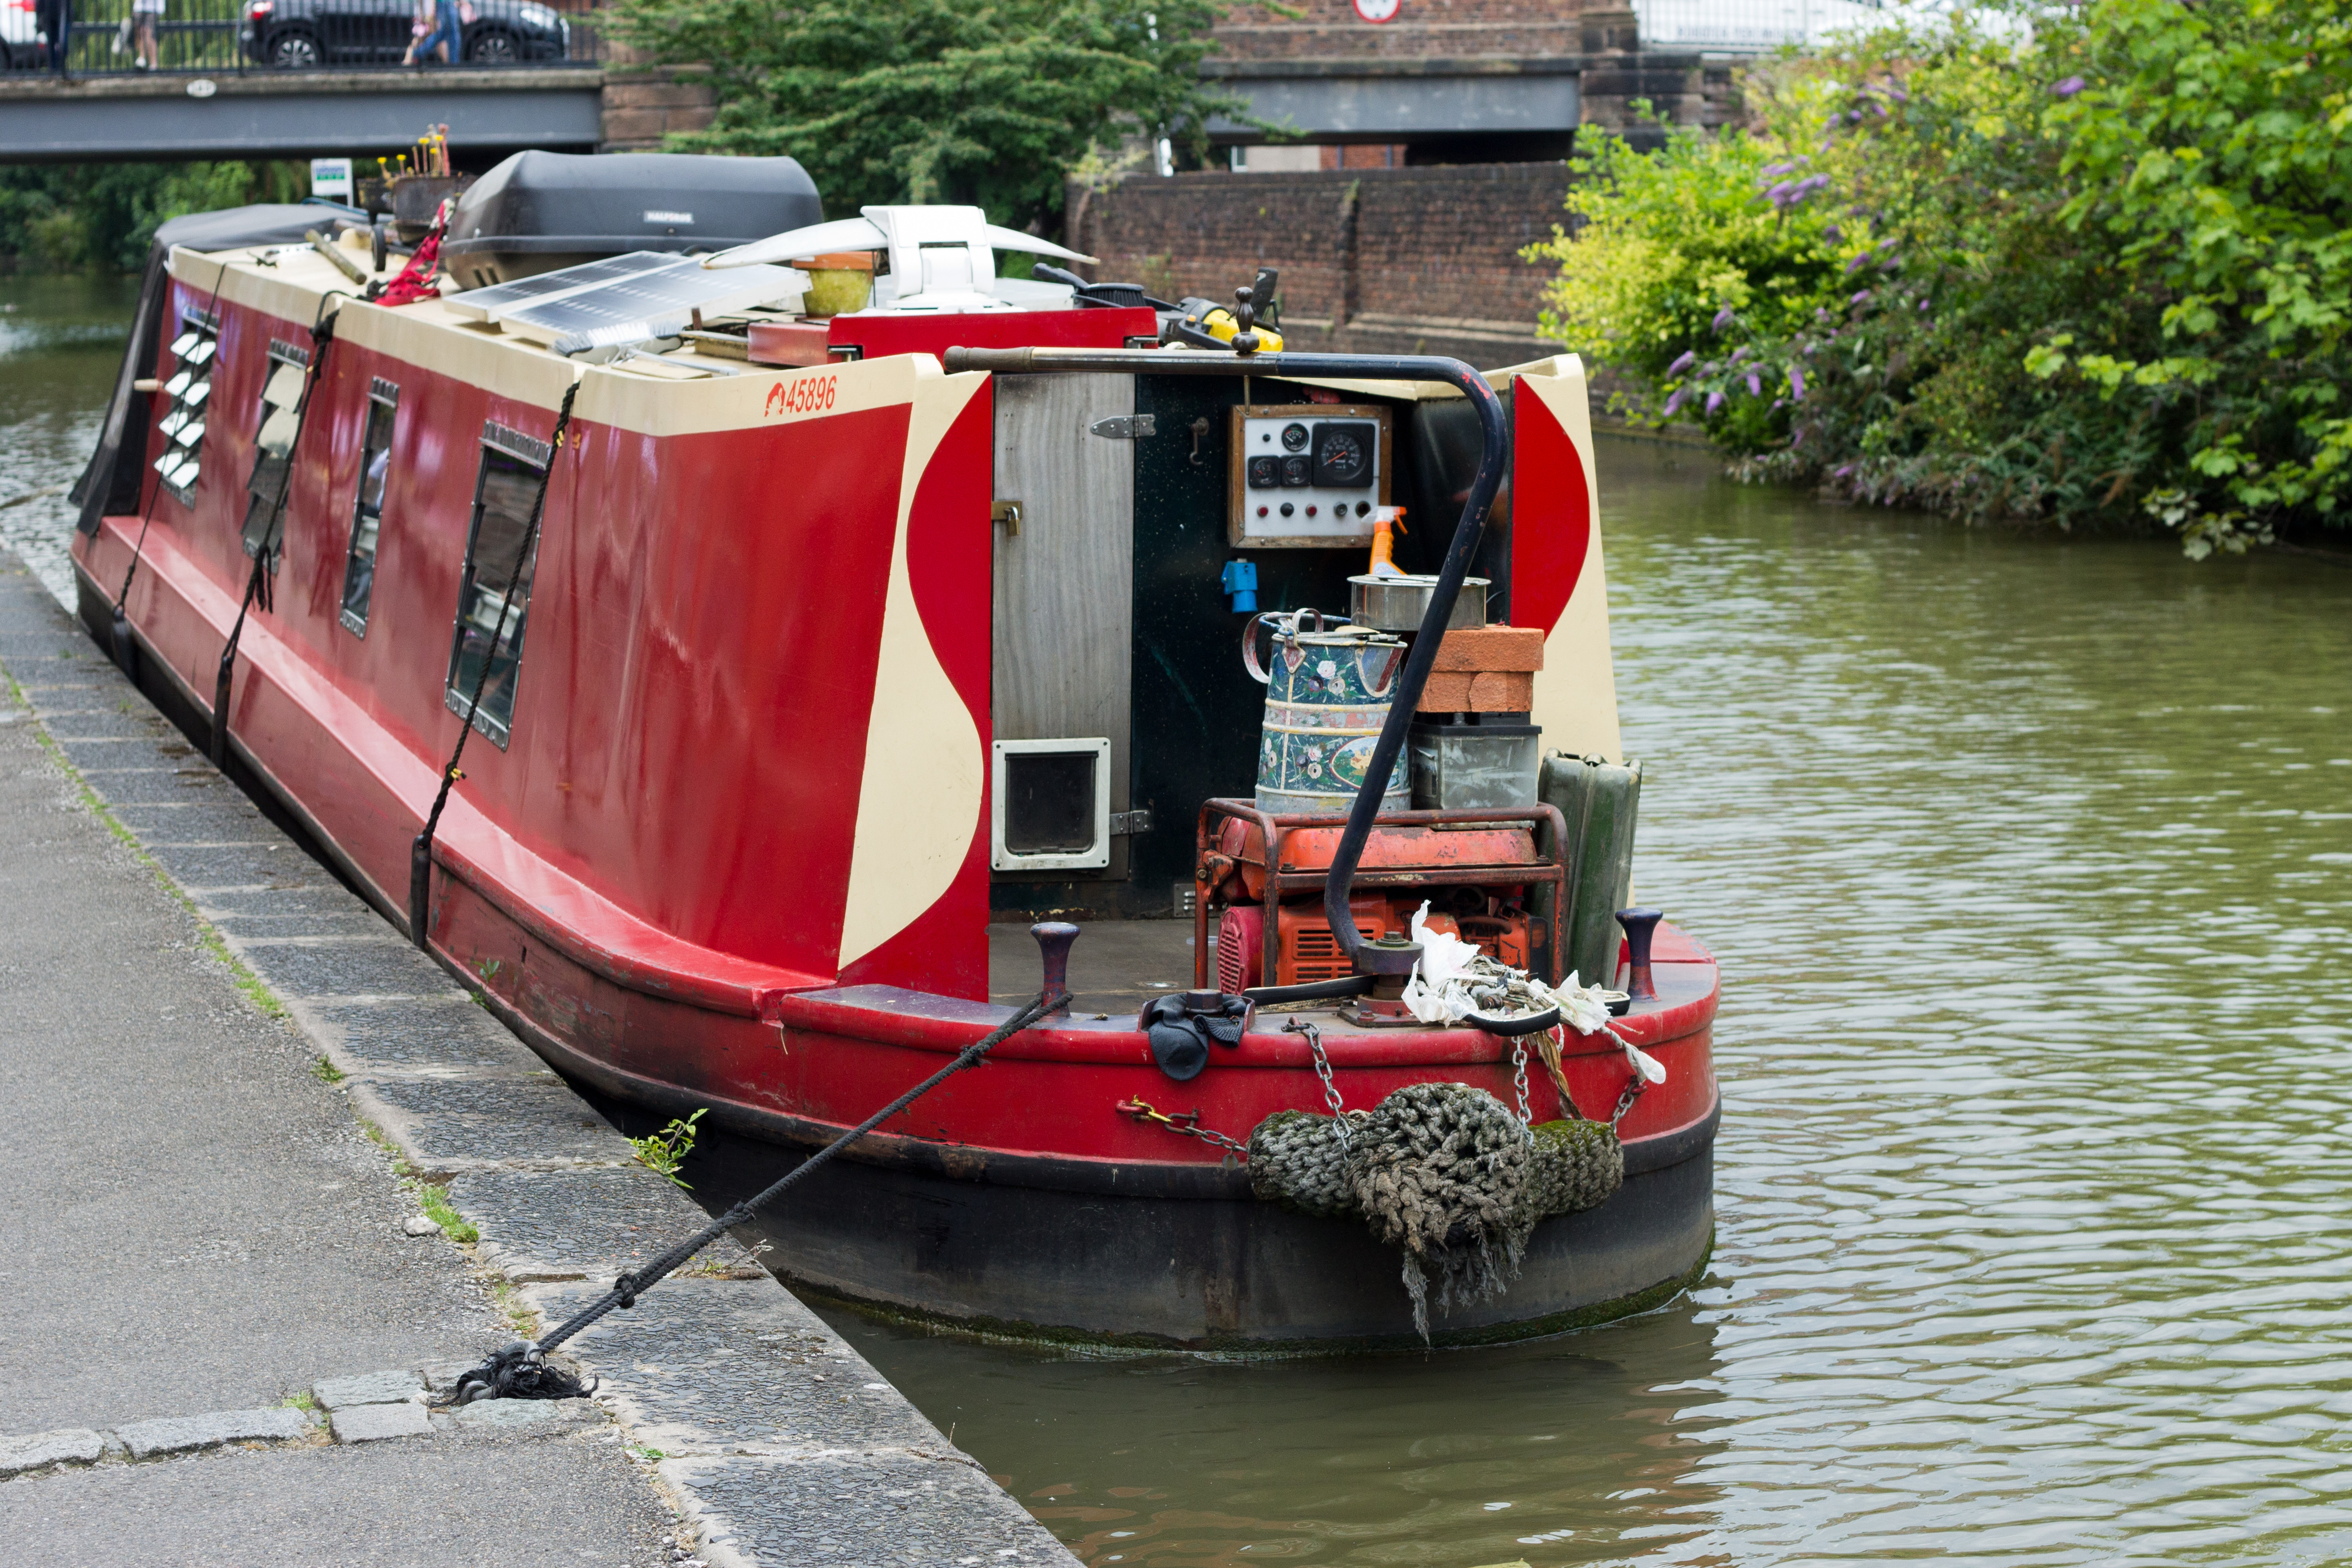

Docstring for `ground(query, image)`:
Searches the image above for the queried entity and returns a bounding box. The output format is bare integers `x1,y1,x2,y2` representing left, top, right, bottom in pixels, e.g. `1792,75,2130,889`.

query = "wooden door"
990,373,1135,878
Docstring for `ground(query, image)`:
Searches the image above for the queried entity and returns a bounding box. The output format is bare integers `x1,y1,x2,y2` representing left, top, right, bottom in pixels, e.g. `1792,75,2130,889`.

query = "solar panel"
442,251,683,324
491,258,807,355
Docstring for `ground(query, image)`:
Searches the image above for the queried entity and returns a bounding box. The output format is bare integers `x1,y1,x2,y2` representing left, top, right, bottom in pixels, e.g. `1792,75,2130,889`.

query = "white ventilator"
702,206,1097,314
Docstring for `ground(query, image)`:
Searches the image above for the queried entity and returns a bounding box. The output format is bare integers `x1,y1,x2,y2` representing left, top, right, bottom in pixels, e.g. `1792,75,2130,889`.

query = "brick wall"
1213,0,1592,63
1067,163,1572,368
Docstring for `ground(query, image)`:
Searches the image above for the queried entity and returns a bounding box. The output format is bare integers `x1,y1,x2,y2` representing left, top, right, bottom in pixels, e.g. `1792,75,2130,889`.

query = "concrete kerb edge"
0,558,1078,1564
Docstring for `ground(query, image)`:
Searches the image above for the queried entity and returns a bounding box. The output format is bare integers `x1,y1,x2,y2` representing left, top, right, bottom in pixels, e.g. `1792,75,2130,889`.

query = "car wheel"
268,29,320,67
466,27,518,62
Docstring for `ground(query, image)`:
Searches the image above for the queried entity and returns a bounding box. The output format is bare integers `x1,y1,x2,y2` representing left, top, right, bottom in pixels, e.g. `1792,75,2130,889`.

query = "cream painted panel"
836,369,992,967
1518,359,1624,765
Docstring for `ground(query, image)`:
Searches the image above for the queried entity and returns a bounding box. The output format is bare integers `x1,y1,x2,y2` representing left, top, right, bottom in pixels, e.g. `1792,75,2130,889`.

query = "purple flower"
1731,346,1750,364
1765,180,1798,205
1663,386,1689,416
1746,371,1763,398
1760,159,1800,178
1833,464,1855,479
1705,391,1725,416
2052,75,2086,97
1789,365,1807,400
1668,350,1697,375
1850,289,1873,307
1823,225,1844,243
1918,297,1931,313
1845,252,1871,274
1712,306,1736,333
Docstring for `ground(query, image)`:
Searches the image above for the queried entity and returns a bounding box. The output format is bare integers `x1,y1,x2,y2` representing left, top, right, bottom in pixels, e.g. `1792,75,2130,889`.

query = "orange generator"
1193,799,1569,995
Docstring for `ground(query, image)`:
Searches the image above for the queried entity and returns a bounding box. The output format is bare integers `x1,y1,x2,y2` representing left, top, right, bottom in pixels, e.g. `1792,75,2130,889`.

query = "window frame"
442,421,554,749
338,375,399,638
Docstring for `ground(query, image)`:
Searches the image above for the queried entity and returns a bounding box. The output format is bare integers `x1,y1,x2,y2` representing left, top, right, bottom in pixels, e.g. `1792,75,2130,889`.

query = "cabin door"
990,373,1134,881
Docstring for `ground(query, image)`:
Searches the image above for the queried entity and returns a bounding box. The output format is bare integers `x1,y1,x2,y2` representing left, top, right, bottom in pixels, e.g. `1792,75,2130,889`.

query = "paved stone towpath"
0,537,1076,1568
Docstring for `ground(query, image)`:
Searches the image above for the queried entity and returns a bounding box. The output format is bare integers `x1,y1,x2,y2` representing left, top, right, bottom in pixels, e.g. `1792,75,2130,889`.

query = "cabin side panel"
507,400,913,979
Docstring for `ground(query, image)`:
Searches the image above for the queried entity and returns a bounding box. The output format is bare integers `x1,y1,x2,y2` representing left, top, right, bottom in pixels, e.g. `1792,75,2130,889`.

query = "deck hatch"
444,422,553,748
340,379,399,638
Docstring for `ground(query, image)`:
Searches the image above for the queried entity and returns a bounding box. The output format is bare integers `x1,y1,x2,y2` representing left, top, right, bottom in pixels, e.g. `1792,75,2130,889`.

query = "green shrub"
1531,0,2352,549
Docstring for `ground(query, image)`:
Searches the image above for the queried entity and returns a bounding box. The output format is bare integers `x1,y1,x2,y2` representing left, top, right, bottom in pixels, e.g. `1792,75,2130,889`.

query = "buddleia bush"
1531,0,2352,551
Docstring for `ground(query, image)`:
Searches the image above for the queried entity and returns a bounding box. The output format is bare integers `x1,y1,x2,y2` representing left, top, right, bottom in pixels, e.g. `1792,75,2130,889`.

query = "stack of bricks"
1418,625,1544,712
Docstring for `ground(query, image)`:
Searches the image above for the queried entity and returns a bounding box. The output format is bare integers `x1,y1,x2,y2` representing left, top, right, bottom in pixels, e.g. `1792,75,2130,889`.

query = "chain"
1609,1070,1647,1128
1510,1039,1532,1126
1116,1098,1250,1159
1284,1018,1349,1147
1602,1022,1651,1129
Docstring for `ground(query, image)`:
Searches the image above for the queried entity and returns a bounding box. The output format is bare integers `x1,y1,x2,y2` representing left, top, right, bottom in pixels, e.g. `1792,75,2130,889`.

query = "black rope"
407,378,581,949
446,989,1065,1404
210,296,340,767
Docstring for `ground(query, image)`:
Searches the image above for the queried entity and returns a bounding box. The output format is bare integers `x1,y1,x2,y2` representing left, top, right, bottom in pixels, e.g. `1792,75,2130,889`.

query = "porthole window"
153,307,219,505
339,378,398,636
443,421,552,748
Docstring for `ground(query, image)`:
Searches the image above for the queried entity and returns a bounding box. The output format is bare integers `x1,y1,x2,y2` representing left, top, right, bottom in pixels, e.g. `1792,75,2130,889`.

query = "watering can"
1243,609,1411,816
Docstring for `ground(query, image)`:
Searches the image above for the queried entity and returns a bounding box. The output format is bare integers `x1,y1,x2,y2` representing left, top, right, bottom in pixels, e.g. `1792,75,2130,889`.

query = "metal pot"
1348,573,1489,634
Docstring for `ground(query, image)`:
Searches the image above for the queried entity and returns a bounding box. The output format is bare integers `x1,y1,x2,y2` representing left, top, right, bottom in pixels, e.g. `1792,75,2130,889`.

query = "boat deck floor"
987,919,1208,1016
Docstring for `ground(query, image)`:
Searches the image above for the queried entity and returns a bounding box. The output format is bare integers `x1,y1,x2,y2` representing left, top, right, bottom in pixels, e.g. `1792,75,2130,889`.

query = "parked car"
240,0,568,67
1,0,50,70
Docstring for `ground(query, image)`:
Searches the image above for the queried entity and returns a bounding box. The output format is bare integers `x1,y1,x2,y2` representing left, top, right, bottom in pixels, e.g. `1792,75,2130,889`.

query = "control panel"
1227,403,1393,548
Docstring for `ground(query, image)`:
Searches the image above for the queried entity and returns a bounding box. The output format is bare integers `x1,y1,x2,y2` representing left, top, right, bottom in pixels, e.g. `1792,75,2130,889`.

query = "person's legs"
134,10,159,67
428,6,458,62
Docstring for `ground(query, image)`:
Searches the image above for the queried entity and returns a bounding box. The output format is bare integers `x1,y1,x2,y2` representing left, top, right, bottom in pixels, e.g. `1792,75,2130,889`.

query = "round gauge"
1281,422,1310,451
1318,428,1367,483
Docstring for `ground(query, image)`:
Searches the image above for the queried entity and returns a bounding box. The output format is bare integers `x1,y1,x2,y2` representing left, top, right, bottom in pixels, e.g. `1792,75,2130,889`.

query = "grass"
355,1117,480,1243
6,669,290,1021
280,1390,318,1413
311,1055,345,1084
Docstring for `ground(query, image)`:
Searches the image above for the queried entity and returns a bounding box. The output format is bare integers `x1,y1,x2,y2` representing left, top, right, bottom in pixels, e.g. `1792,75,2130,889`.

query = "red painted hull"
73,240,1718,1347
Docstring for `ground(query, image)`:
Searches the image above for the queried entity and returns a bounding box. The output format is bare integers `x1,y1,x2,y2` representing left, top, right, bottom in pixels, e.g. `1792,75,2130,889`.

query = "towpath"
0,542,1074,1567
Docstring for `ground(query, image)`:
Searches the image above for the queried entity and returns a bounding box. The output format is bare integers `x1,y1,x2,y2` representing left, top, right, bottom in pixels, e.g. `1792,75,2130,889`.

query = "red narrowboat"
69,156,1718,1350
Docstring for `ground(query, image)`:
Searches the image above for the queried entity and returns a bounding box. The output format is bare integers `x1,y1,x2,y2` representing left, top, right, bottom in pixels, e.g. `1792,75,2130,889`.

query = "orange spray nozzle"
1367,506,1408,577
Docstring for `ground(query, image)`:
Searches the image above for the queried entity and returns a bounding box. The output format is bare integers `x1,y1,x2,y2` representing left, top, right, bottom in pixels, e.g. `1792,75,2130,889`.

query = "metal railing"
2,0,603,75
1632,0,1889,52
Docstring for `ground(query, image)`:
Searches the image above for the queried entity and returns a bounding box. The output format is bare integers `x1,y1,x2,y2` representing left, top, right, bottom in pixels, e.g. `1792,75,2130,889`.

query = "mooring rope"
407,377,580,948
447,989,1064,1404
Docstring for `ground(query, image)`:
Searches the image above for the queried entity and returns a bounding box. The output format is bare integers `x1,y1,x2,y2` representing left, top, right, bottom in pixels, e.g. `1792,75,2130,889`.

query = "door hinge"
1089,414,1156,440
1110,809,1154,836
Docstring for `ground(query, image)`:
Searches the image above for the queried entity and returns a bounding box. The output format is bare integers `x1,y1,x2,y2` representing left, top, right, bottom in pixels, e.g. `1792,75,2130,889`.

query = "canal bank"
0,540,1075,1566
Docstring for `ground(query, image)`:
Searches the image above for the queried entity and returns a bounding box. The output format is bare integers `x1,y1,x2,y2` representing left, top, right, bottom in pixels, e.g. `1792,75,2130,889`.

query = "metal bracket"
1089,414,1157,440
1110,809,1154,836
990,500,1021,536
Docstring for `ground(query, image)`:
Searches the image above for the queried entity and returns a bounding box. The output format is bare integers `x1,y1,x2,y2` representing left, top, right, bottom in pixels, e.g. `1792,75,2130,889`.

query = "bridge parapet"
0,65,610,159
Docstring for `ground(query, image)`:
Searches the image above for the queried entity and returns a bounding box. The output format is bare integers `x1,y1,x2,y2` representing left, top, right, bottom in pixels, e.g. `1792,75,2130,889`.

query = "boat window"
443,422,553,747
242,339,313,564
339,378,398,636
153,306,219,506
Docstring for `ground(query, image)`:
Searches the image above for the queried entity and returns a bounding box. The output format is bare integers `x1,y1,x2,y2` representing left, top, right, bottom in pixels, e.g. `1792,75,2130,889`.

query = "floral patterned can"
1243,609,1411,816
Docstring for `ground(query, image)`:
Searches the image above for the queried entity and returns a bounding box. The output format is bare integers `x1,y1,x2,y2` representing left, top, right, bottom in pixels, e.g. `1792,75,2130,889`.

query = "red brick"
1430,626,1544,673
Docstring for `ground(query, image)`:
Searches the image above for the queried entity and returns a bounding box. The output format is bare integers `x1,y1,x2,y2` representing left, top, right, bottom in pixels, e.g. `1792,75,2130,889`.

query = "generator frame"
1191,798,1571,994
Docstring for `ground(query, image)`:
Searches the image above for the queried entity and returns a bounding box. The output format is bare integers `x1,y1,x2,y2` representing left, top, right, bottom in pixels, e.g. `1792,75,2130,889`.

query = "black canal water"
10,274,2351,1566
